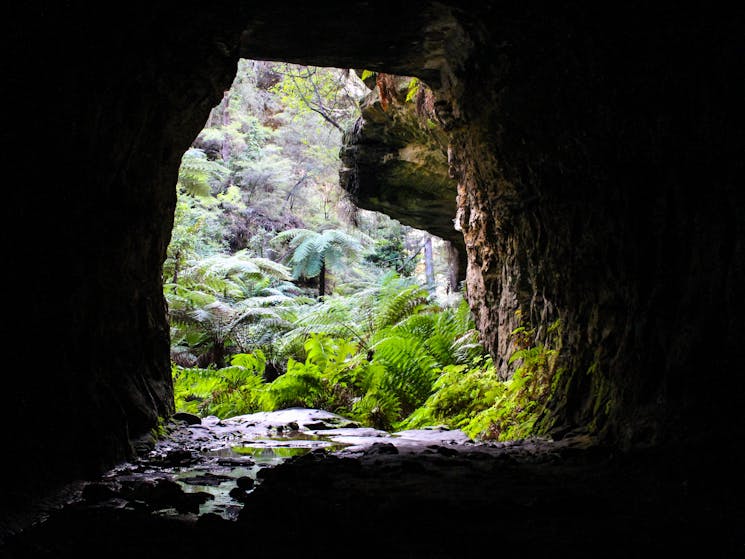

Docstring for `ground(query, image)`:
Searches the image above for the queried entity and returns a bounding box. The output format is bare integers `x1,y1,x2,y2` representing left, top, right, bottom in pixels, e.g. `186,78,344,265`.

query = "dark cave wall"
4,1,745,509
6,6,247,500
449,4,745,445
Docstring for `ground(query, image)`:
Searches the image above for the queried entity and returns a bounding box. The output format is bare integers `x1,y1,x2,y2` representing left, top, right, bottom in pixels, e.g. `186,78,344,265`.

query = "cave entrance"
165,59,478,436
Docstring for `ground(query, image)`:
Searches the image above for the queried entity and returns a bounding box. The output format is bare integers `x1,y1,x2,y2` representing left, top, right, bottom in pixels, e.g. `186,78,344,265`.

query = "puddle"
167,435,351,520
173,464,254,520
231,446,311,459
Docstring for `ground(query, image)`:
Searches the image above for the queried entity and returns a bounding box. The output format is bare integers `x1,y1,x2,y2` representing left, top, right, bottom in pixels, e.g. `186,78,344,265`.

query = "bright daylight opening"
164,62,544,502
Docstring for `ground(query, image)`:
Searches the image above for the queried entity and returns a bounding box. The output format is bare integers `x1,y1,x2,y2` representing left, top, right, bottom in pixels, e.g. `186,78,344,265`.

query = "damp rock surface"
2,409,742,558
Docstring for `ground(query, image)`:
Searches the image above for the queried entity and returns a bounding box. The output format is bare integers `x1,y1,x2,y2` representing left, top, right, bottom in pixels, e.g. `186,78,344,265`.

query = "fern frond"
374,283,432,330
351,389,401,431
177,148,229,197
260,358,328,410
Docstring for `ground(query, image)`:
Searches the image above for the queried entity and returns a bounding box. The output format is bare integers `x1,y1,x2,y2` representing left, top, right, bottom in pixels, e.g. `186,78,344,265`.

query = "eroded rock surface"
339,73,466,279
2,409,741,557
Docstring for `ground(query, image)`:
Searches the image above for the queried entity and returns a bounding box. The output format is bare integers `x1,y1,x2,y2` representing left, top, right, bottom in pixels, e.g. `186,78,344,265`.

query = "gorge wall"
4,2,744,509
447,4,745,446
339,73,467,282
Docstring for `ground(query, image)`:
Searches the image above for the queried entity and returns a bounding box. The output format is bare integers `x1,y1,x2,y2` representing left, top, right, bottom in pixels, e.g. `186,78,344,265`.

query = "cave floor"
1,408,742,558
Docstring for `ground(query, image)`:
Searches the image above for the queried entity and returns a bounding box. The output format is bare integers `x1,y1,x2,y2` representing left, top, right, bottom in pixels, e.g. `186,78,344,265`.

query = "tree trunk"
213,340,226,369
444,241,460,292
318,262,326,298
173,250,181,285
424,236,435,295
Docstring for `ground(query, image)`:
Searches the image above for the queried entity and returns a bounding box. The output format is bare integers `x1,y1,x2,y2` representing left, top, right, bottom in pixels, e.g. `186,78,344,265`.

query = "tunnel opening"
165,59,490,436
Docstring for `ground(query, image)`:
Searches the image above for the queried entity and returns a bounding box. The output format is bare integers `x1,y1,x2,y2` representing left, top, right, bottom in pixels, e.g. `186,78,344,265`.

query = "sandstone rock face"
444,5,745,446
4,2,744,508
339,73,466,278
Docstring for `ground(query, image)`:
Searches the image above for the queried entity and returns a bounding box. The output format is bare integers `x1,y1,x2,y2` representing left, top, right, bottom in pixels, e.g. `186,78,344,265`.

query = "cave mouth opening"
165,58,489,442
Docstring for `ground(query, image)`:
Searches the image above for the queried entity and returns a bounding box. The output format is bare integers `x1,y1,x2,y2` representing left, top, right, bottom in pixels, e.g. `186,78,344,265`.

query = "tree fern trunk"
213,340,227,369
318,262,326,298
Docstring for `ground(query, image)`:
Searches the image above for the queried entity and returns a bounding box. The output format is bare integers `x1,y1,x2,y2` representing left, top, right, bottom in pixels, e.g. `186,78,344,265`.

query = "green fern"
177,148,229,197
351,389,401,431
405,77,420,103
172,351,266,418
465,319,563,441
370,332,439,416
165,252,297,367
272,228,362,296
260,358,328,410
402,360,502,433
373,280,433,330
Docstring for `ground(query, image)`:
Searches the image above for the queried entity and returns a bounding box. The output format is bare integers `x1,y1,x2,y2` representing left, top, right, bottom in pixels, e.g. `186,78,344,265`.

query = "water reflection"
169,436,349,520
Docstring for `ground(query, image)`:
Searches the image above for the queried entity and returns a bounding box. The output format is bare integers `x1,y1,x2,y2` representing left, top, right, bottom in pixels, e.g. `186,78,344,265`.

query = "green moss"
150,416,169,440
586,354,613,434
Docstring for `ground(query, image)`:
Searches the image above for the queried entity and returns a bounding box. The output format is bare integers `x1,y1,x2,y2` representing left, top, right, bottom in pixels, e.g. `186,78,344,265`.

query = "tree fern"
272,228,362,296
273,295,367,362
165,250,297,367
184,251,291,297
177,148,229,197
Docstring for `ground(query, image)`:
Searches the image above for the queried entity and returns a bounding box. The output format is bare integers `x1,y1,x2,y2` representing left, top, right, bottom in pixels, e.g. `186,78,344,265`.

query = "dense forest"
166,61,556,440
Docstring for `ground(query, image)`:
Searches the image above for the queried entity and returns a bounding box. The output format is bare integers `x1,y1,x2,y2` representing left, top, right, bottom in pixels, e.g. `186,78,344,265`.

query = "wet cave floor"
1,408,742,558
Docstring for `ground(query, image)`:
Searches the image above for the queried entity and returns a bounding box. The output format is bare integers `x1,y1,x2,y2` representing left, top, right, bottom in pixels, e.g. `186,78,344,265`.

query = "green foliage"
352,386,402,431
405,77,420,103
165,250,295,368
173,351,267,418
260,357,327,410
364,236,417,276
166,61,508,436
163,188,234,287
171,302,564,445
400,317,565,442
272,227,363,296
261,334,366,414
402,359,502,431
177,148,230,197
371,280,433,331
169,271,505,436
370,332,438,416
274,272,429,362
270,63,361,132
465,319,563,441
366,295,483,422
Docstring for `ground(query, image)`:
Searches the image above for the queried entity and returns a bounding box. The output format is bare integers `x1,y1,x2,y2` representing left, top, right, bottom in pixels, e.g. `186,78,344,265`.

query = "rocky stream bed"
1,408,742,558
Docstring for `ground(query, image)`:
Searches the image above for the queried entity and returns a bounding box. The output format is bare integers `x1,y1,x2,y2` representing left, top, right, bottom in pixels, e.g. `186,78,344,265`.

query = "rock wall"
5,6,249,503
446,4,745,446
339,73,466,280
3,1,744,510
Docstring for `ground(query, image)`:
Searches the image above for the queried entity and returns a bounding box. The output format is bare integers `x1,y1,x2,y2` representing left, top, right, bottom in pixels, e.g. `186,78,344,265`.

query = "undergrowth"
173,310,565,442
